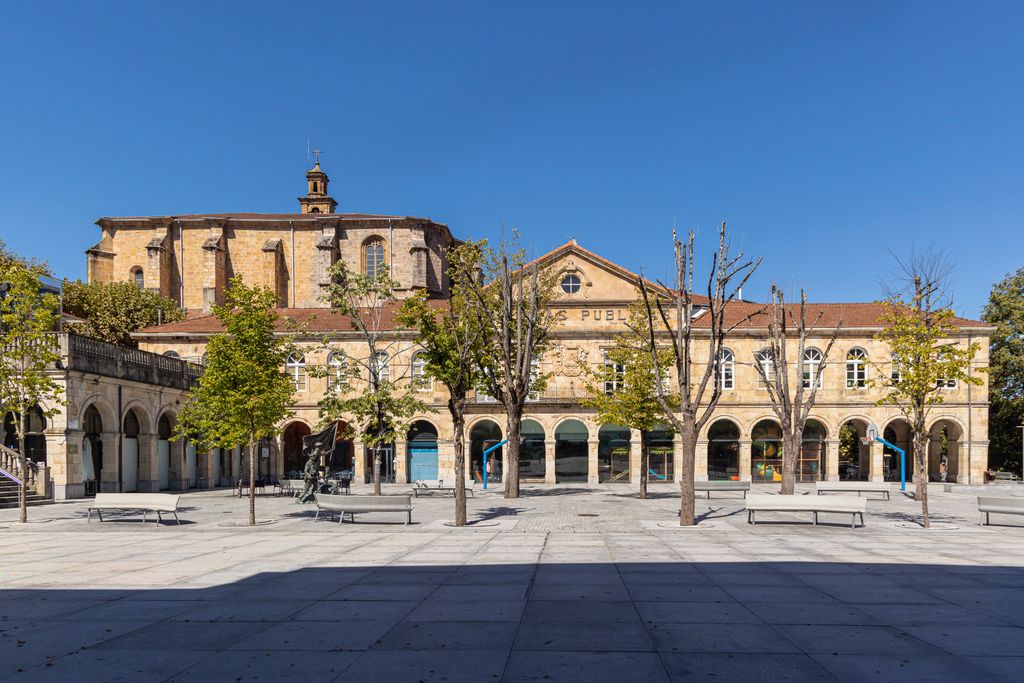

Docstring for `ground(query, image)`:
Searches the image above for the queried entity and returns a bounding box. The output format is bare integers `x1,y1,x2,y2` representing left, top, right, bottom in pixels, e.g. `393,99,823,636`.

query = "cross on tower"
313,146,322,165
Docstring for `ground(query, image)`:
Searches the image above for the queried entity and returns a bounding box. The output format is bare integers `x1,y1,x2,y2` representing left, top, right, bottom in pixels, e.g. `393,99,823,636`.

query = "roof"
686,300,990,331
97,212,436,223
134,299,449,336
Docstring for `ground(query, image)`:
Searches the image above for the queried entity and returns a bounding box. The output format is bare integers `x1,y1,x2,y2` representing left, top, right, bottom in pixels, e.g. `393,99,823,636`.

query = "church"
32,162,992,499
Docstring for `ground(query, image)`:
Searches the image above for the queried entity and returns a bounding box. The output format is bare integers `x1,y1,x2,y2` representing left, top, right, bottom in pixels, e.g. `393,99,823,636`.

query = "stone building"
29,162,988,499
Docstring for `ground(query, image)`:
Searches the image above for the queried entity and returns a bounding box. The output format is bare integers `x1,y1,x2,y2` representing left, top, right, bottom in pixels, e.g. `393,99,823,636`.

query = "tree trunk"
679,421,697,526
450,399,467,527
248,440,256,526
18,431,27,524
373,448,382,496
780,432,801,495
639,430,648,500
913,429,930,528
504,410,522,499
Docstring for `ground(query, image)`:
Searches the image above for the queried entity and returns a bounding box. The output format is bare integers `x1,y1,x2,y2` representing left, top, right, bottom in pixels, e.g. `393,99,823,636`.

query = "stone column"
395,443,409,484
826,439,840,482
100,432,119,493
868,441,883,482
587,438,599,485
695,439,709,482
739,440,752,482
136,433,158,493
352,439,365,482
673,436,683,484
629,430,642,484
544,442,556,484
50,431,76,500
436,439,455,482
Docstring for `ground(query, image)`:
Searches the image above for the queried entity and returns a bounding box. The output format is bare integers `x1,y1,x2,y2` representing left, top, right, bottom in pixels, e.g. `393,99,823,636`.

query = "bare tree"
641,224,761,526
752,286,841,495
457,234,559,499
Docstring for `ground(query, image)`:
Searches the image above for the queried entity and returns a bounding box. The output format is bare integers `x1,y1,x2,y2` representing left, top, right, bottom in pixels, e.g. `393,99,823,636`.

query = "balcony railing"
59,333,202,390
469,387,589,405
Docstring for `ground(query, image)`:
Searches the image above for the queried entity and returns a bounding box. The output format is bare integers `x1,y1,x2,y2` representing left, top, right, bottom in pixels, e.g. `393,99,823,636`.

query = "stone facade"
134,241,994,490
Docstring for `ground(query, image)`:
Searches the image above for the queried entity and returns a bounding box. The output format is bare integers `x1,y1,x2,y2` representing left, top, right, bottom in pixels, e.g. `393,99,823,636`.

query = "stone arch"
155,411,176,491
927,417,965,483
800,419,828,482
700,414,743,441
120,401,154,436
837,417,872,481
469,418,503,484
552,415,593,439
881,416,913,482
77,395,116,432
554,418,589,483
707,418,741,481
743,414,781,440
120,406,146,492
282,421,312,477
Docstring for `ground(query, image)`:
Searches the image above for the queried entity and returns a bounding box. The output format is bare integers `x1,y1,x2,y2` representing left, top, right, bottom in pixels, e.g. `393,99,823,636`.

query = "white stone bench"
314,493,413,525
88,493,181,525
694,480,750,498
977,496,1024,526
746,494,866,528
815,481,892,500
411,479,476,497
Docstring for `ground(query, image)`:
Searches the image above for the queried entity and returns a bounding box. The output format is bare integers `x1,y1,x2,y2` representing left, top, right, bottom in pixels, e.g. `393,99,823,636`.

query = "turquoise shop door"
409,445,439,481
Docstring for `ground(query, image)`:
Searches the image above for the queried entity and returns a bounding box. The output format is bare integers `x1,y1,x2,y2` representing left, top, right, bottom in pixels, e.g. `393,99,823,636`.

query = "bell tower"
298,148,337,214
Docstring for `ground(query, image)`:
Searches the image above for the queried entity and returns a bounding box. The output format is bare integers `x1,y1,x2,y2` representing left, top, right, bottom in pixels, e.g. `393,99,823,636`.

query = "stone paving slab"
3,484,1024,681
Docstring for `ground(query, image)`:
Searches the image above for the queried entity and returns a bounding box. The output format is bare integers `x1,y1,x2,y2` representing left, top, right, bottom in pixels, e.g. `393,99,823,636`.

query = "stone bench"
978,496,1024,526
746,494,866,528
314,493,413,525
694,480,751,498
411,480,476,497
88,493,181,525
815,481,892,500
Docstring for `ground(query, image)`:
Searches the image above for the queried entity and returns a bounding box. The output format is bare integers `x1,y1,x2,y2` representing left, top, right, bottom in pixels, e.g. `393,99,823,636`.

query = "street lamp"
864,423,906,492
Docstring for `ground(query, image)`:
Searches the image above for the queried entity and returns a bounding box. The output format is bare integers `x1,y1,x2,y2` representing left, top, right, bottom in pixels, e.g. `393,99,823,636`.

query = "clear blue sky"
1,1,1021,318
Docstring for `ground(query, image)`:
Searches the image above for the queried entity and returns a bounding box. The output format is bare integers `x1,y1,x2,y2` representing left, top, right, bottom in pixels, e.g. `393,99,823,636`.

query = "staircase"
0,476,51,509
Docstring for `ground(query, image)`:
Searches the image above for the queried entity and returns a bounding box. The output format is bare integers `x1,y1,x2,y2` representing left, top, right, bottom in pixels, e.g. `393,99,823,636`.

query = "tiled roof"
97,212,435,223
686,300,990,330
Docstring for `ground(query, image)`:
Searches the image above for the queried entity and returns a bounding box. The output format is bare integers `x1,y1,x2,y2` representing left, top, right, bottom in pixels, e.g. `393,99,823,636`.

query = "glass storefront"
555,419,589,482
647,429,674,482
707,420,740,481
598,425,631,482
751,420,783,482
520,419,546,481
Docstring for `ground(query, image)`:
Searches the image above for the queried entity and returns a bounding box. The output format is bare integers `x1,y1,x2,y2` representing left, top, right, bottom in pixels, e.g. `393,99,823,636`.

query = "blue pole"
482,440,508,491
873,437,906,492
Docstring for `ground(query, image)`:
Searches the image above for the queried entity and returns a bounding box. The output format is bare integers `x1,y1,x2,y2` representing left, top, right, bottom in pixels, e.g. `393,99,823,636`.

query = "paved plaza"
2,483,1024,682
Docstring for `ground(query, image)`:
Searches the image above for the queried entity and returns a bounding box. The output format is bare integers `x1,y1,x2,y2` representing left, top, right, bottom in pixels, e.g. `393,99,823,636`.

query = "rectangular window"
604,351,625,395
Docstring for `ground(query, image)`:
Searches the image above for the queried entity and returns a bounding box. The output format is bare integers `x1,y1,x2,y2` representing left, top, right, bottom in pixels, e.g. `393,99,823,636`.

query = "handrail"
0,466,22,486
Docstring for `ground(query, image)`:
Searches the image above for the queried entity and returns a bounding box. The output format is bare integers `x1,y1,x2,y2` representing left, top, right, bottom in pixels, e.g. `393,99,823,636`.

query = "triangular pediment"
530,240,669,306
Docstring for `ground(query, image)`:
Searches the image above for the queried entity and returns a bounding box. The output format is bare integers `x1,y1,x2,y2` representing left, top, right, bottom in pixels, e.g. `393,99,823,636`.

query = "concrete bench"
746,494,866,528
978,496,1024,526
315,493,413,525
411,480,476,497
815,481,891,500
991,471,1019,482
694,480,751,498
88,493,181,525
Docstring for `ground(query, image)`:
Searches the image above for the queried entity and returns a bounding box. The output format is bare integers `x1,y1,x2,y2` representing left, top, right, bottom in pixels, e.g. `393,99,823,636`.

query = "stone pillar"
395,443,408,484
201,230,225,312
50,431,77,500
353,439,365,482
262,239,287,307
629,430,642,484
868,441,883,482
100,432,119,493
673,436,683,484
966,441,987,485
544,442,556,484
436,439,455,482
136,433,158,492
587,438,599,485
312,232,338,306
695,439,709,482
739,440,752,482
826,439,840,482
168,438,184,490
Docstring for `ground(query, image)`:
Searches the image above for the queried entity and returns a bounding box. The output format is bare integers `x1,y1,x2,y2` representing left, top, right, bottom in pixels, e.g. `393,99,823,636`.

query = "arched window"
603,350,625,395
718,348,735,390
755,348,775,388
327,351,347,392
312,181,319,193
371,351,390,388
363,239,385,278
846,348,867,389
802,348,823,389
132,267,144,290
412,352,429,392
286,353,307,391
310,207,321,214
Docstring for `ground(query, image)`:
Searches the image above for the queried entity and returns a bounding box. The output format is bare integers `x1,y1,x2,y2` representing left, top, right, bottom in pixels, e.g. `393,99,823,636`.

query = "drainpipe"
290,221,296,307
117,384,123,493
967,332,974,485
388,220,394,282
178,221,184,308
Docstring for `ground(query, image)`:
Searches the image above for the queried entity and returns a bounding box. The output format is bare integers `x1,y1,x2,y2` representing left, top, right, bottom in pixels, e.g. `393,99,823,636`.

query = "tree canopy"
62,280,184,347
983,266,1024,474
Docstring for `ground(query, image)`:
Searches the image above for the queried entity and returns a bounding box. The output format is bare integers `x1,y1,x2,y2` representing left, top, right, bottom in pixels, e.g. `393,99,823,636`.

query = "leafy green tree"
397,242,489,524
874,251,981,527
454,233,559,499
0,258,64,523
581,300,678,499
317,260,429,496
174,278,295,526
983,267,1024,475
62,280,184,347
